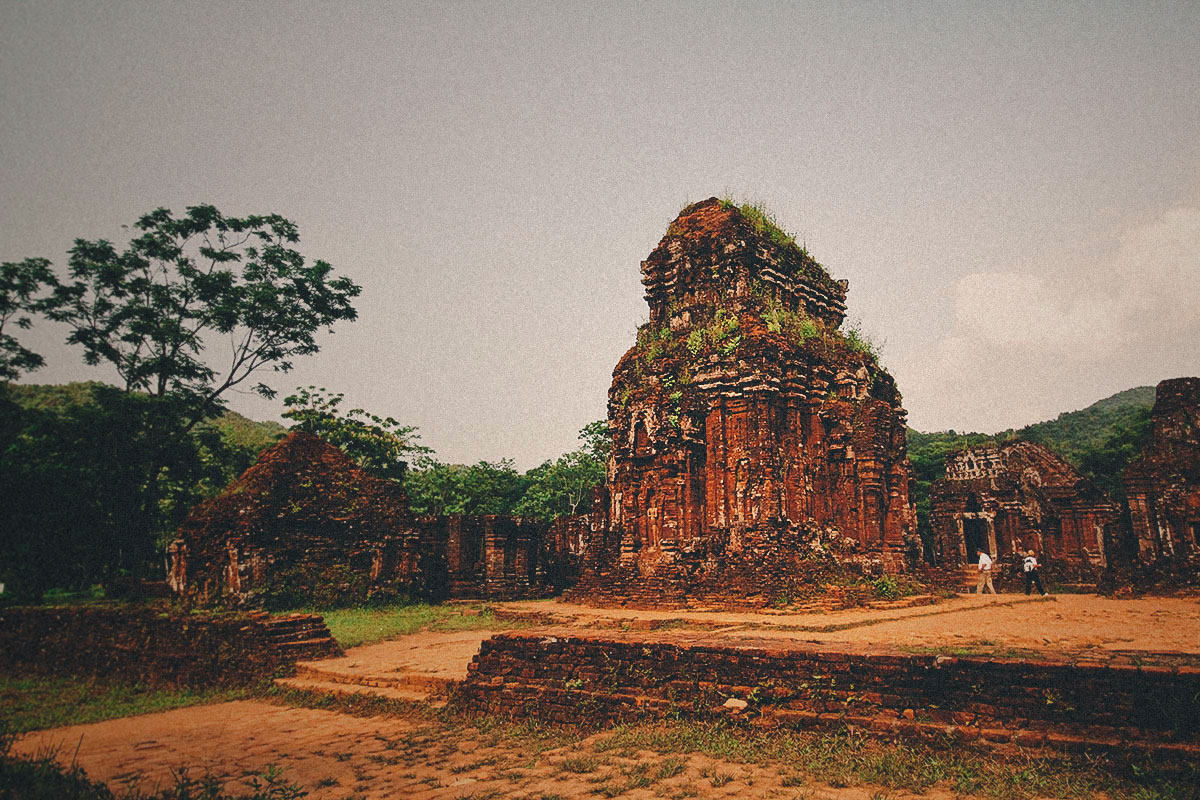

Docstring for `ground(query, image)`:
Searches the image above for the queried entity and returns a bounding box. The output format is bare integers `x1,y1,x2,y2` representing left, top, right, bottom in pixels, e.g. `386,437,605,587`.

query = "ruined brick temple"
1123,378,1200,571
169,432,550,605
929,441,1117,569
568,198,917,607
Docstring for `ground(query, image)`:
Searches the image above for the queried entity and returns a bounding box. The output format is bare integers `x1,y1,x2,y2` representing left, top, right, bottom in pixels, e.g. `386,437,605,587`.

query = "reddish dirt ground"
15,593,1200,799
17,700,957,800
500,594,1200,659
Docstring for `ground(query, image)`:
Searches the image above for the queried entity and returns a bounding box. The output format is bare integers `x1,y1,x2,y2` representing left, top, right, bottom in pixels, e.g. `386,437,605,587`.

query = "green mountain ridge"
5,381,287,449
906,386,1157,544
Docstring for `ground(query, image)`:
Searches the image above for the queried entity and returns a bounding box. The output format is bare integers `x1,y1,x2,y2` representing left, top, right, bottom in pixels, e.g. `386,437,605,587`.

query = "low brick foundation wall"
460,631,1200,755
0,604,337,688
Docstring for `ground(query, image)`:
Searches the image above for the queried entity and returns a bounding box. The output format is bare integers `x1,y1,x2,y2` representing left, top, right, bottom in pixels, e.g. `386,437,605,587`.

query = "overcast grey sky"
3,1,1198,468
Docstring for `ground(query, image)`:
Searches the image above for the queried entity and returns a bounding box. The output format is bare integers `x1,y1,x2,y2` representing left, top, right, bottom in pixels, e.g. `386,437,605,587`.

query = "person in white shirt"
975,549,995,594
1023,550,1048,596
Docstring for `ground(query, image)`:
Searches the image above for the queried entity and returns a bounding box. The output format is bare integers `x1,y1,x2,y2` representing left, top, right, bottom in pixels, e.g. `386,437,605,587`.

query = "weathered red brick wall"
459,631,1200,752
1123,378,1200,577
170,432,425,606
0,605,329,687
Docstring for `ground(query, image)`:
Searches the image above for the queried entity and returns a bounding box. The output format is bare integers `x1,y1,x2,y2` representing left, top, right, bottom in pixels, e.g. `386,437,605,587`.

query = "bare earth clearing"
17,594,1200,799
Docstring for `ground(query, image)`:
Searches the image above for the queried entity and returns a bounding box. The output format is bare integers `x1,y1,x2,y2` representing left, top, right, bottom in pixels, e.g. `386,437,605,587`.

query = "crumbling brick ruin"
460,630,1200,757
169,432,551,606
418,514,548,601
1122,378,1200,576
929,441,1118,571
567,198,917,607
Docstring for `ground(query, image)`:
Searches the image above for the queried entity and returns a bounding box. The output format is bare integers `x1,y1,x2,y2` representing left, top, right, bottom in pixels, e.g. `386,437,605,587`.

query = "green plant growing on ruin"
872,575,902,600
686,328,705,355
718,198,799,252
712,308,739,340
842,322,879,359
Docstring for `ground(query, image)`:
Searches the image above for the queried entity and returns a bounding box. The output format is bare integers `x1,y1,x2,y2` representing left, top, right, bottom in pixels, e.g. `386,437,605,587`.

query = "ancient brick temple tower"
568,198,917,607
1123,377,1200,569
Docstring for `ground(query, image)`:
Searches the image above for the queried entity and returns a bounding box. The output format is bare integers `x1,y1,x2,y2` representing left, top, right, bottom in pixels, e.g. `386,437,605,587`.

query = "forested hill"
1015,385,1155,467
907,386,1156,529
4,381,287,454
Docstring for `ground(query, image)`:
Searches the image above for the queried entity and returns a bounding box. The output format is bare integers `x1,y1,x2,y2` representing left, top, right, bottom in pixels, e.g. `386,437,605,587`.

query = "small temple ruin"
1122,378,1200,572
567,198,917,607
929,441,1117,570
169,432,551,605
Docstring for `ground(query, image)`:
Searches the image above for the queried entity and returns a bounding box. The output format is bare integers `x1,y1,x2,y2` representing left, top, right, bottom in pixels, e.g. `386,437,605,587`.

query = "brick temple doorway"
963,517,990,559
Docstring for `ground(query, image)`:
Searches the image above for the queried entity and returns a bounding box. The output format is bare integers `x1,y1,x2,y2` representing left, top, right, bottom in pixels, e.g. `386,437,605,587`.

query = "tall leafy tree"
282,385,430,481
405,459,531,516
513,421,608,520
1,382,286,598
27,205,361,576
49,205,361,424
0,258,58,383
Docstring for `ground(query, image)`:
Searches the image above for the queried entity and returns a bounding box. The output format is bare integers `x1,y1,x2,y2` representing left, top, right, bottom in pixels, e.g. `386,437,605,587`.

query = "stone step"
274,637,342,659
273,676,445,707
266,626,332,643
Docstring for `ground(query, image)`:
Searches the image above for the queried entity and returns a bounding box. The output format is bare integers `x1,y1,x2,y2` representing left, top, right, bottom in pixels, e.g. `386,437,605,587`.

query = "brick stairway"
247,611,342,661
271,630,493,707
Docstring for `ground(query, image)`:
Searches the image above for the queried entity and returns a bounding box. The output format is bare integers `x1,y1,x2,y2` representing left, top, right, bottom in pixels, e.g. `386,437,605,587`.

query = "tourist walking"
975,549,995,594
1023,550,1048,596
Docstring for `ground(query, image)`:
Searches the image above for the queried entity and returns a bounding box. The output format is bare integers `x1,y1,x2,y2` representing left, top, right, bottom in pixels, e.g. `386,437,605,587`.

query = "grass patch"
0,674,246,734
309,603,514,648
560,755,602,773
654,755,688,780
592,720,1200,800
717,198,801,252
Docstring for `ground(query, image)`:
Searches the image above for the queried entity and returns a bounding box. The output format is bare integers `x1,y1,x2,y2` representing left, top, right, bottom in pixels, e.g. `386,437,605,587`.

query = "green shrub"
258,564,409,611
871,575,901,600
718,198,799,251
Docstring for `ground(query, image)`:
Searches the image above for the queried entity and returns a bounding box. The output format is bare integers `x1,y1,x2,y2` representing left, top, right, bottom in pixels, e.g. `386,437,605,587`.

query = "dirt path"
15,699,957,800
497,594,1200,655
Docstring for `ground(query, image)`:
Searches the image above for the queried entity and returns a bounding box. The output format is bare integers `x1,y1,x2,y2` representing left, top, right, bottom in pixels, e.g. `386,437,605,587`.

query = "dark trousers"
1025,570,1045,595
